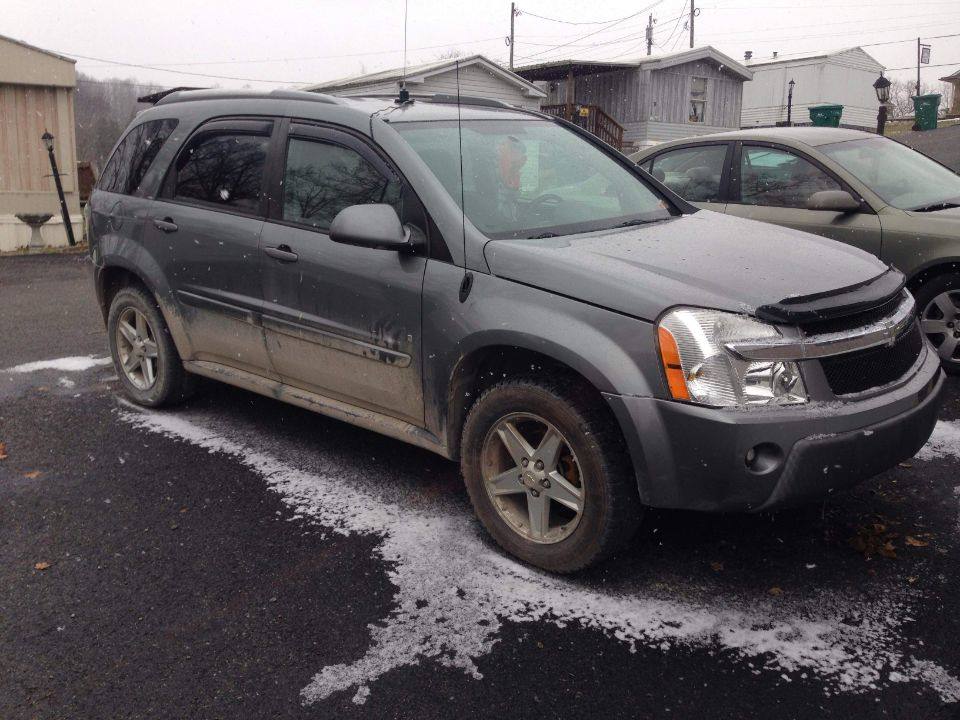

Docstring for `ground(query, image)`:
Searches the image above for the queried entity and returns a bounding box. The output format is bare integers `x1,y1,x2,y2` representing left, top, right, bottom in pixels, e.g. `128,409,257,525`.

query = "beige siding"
0,36,76,87
0,85,76,195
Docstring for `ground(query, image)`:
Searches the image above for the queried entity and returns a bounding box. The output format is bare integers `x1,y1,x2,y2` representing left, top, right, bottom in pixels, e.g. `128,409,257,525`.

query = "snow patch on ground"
915,420,960,462
6,355,112,373
119,407,960,707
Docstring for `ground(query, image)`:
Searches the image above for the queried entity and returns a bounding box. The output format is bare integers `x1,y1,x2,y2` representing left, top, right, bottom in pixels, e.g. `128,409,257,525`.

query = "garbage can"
911,94,942,131
808,104,844,127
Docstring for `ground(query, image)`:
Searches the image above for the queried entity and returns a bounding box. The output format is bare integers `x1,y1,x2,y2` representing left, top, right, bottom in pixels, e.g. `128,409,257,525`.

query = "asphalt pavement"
1,253,959,719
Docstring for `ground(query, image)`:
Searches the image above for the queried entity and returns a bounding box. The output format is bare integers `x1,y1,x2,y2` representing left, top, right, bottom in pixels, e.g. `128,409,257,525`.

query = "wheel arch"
95,257,194,360
906,259,960,294
442,335,623,461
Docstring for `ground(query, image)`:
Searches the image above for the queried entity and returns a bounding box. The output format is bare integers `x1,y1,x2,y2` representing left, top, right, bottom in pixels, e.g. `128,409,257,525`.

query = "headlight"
657,307,807,407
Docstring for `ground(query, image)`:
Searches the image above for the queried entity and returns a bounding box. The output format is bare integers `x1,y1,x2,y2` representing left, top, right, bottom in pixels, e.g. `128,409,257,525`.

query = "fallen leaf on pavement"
898,462,912,468
0,442,7,460
768,586,783,596
907,576,918,584
905,536,929,548
23,470,42,479
34,562,50,571
710,561,724,572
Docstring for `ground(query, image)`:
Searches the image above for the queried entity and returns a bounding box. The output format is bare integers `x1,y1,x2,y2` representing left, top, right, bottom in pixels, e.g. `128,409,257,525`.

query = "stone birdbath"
15,213,54,250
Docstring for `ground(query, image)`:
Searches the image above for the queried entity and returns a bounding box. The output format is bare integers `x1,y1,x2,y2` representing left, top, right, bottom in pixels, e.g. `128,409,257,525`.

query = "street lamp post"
873,73,892,136
786,79,796,125
41,131,76,247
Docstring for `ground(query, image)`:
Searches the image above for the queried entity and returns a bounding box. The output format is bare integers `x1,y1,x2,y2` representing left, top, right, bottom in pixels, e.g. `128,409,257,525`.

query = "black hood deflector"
755,267,905,324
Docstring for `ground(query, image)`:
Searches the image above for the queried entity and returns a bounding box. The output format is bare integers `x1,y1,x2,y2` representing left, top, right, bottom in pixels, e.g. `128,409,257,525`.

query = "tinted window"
173,132,268,214
98,119,178,196
282,138,400,230
650,145,727,202
739,146,840,208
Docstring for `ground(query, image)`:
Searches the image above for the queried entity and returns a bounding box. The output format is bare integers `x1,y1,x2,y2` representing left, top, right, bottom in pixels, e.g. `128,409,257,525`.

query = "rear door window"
98,119,178,196
282,138,401,230
172,131,270,214
739,145,841,208
649,145,727,202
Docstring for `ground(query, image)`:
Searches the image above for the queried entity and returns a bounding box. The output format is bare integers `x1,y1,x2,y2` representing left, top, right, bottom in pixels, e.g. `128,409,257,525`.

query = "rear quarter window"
98,119,178,196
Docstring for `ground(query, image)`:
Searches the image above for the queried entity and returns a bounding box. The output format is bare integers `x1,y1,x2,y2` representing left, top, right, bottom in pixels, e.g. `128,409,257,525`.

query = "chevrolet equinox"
89,90,944,572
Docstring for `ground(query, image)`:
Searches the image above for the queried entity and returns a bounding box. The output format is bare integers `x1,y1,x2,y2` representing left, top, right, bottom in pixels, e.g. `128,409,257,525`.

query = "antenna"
398,0,410,103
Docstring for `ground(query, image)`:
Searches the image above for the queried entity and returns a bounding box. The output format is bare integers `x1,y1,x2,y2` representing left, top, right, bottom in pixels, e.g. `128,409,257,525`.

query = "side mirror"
805,190,860,213
329,204,411,251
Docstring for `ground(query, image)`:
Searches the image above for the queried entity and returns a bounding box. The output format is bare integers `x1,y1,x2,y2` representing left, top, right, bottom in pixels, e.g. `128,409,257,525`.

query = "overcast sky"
5,0,959,92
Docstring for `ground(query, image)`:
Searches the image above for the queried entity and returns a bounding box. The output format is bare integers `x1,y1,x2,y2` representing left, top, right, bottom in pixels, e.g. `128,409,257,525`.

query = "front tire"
461,377,642,573
914,274,960,374
107,285,194,406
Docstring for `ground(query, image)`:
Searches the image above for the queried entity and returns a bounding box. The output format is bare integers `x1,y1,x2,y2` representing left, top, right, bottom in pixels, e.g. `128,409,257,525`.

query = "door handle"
153,217,179,233
264,244,299,263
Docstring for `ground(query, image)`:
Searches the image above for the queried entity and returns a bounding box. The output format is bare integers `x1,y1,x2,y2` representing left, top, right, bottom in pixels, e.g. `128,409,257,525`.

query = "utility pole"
509,2,516,70
645,14,654,56
689,0,695,48
916,37,921,96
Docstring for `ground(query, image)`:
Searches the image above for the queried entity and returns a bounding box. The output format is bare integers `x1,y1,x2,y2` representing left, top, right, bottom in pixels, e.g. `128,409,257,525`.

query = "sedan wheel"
481,413,584,544
116,306,159,390
920,290,960,364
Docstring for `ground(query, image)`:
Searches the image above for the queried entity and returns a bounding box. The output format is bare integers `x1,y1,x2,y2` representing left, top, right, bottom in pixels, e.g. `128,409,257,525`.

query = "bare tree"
74,73,163,171
435,48,465,60
888,78,954,119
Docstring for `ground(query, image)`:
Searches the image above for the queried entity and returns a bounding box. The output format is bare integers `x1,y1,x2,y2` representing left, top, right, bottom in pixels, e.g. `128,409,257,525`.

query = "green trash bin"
808,104,844,127
912,94,942,131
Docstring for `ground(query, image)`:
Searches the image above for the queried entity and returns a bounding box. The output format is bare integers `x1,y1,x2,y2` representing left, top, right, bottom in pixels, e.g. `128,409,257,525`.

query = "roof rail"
425,94,517,109
154,88,343,107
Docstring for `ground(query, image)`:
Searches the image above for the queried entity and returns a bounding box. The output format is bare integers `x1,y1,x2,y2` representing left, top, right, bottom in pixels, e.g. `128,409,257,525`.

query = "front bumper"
604,345,944,512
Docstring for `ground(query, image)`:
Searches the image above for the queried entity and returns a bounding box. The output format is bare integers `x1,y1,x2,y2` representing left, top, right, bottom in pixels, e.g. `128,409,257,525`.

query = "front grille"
798,293,903,336
820,323,923,396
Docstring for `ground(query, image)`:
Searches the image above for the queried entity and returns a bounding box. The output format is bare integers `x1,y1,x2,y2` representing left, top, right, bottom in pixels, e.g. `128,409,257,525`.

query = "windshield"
819,137,960,211
393,119,676,239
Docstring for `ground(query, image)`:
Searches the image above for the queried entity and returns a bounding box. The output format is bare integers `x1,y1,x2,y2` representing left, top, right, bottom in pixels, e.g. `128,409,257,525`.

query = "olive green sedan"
630,128,960,372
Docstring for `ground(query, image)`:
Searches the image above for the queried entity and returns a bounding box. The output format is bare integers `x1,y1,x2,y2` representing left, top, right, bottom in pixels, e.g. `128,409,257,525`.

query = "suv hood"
483,210,889,322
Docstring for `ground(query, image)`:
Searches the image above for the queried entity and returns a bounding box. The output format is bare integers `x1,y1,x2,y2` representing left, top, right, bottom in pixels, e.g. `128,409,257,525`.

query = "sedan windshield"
819,136,960,211
393,119,676,239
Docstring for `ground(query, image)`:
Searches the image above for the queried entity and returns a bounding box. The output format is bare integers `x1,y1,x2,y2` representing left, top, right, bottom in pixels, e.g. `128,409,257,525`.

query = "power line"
517,8,645,25
76,36,507,70
515,1,664,63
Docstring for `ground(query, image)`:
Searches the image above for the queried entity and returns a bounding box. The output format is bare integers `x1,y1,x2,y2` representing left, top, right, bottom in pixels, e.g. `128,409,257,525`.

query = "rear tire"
107,285,195,407
461,377,642,573
913,274,960,375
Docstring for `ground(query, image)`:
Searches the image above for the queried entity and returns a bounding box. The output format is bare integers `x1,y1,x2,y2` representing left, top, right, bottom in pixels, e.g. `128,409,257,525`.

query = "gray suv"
89,90,944,572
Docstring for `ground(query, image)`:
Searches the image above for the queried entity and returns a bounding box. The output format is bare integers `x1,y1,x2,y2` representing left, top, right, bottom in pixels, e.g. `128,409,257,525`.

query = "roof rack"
424,94,518,109
152,88,343,107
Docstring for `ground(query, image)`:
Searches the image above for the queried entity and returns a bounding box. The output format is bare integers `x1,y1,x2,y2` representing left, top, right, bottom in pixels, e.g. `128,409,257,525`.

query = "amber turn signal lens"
658,326,691,401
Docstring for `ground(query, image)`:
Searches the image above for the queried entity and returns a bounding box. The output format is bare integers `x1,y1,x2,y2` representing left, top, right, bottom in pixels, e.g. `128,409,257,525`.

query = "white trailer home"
302,55,546,110
741,47,885,131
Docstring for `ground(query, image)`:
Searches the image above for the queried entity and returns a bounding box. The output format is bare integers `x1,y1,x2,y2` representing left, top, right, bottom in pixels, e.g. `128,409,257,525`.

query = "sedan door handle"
264,244,299,263
153,217,179,233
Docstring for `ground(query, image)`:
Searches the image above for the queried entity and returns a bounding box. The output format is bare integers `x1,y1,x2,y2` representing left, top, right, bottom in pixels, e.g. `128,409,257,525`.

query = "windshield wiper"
614,218,656,228
527,231,559,239
911,200,960,212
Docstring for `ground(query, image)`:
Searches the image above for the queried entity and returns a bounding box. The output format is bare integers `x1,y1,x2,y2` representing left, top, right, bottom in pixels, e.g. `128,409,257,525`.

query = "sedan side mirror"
330,204,412,251
805,190,860,213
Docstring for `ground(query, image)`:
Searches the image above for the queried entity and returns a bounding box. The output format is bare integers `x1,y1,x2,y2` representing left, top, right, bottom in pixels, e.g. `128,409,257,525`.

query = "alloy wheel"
921,290,960,363
116,306,159,390
480,412,584,544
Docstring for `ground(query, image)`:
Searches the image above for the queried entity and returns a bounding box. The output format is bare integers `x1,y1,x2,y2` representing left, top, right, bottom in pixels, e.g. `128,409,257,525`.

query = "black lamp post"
41,131,76,247
873,73,891,136
786,79,795,125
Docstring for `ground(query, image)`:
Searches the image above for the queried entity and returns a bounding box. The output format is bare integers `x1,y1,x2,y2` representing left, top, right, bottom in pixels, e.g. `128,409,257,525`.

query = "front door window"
739,146,841,208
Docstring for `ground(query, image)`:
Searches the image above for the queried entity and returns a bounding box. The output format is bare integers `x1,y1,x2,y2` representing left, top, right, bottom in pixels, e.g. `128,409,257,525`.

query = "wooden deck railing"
541,104,625,151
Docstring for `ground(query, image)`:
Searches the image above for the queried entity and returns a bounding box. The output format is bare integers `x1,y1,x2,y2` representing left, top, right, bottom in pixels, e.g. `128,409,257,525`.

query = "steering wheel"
521,193,564,222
